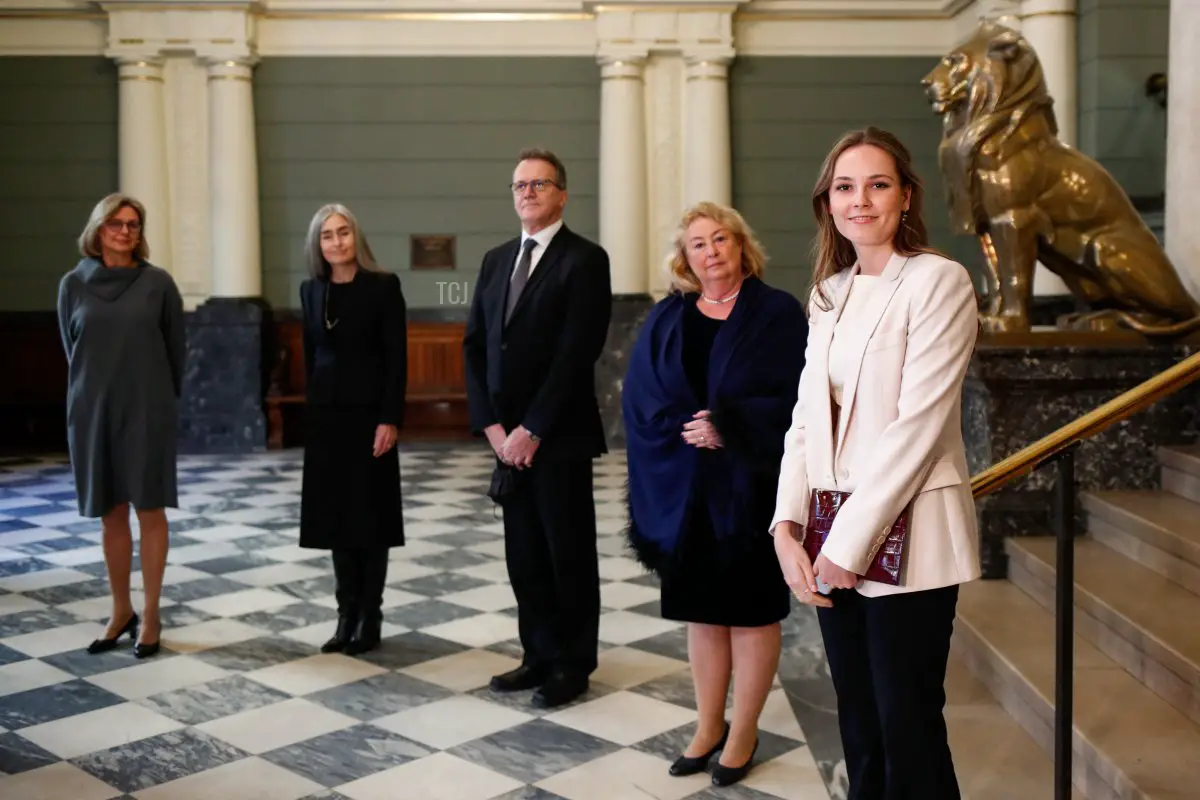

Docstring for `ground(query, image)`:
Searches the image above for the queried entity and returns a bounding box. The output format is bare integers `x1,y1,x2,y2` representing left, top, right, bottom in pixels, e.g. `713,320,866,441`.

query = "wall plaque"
411,235,456,270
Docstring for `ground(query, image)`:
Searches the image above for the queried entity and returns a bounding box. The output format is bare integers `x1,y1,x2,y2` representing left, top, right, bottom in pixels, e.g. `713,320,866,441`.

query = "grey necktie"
506,238,538,323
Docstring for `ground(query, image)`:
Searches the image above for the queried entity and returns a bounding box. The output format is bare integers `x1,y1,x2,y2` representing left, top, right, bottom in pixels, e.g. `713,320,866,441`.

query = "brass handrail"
971,349,1200,499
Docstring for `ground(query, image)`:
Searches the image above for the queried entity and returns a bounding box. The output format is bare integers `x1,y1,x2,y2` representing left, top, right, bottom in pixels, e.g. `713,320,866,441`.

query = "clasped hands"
681,410,722,449
773,521,860,608
486,423,539,469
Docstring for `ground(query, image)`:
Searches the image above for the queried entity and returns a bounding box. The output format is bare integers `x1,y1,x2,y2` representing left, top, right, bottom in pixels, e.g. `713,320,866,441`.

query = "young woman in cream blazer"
772,127,980,800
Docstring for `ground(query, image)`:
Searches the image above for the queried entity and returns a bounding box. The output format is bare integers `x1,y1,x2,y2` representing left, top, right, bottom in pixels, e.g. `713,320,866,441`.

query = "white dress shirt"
513,218,564,281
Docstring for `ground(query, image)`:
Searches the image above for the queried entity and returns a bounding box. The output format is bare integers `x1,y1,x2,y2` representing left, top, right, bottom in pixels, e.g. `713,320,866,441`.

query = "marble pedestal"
596,293,655,449
965,331,1200,578
179,297,270,454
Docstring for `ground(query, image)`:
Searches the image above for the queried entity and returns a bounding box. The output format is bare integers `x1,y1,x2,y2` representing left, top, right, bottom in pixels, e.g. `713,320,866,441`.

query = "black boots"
321,613,357,653
344,611,382,655
325,548,387,656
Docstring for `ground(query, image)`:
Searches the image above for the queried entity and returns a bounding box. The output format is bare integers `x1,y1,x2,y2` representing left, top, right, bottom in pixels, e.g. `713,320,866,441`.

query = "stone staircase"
952,445,1200,800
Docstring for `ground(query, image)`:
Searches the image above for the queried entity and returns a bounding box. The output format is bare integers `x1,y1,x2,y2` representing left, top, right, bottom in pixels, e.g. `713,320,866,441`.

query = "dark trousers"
331,547,390,621
501,457,600,678
816,584,961,800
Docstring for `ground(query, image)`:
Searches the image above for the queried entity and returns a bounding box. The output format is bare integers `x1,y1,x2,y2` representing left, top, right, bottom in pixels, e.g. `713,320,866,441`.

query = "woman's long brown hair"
808,126,943,312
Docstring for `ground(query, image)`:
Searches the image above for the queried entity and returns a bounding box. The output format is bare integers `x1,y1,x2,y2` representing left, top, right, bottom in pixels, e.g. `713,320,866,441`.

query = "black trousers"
331,547,390,621
501,457,600,678
816,584,961,800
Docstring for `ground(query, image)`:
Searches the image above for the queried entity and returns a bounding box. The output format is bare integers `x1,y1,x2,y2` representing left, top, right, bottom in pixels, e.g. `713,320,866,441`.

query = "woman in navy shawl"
622,202,808,787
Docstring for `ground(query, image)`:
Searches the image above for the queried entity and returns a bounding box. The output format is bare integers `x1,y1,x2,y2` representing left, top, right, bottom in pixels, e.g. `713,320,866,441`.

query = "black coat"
463,224,612,461
300,269,407,426
298,268,407,550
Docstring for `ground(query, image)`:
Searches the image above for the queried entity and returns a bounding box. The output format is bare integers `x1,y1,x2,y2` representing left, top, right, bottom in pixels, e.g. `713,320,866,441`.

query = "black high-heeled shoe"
669,722,730,776
711,738,758,787
86,613,138,654
134,619,162,659
134,639,160,659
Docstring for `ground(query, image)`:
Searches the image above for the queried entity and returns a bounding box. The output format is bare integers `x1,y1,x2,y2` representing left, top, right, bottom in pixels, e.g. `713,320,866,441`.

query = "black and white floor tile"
0,446,841,800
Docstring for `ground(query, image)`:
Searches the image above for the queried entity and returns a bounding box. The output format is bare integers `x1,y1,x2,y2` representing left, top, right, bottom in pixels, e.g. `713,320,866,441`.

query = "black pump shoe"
711,739,758,787
669,723,730,777
86,613,139,654
321,615,358,654
134,640,161,659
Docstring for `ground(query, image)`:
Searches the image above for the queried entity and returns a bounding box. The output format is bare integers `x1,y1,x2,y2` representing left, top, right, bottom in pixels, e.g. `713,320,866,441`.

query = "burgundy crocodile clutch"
802,489,913,586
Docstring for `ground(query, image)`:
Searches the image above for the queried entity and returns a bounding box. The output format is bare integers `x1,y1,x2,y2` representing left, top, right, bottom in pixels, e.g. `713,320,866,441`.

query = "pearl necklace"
701,285,741,305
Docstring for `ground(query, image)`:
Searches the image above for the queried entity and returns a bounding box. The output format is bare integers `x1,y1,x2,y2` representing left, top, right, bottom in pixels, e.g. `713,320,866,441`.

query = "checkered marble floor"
0,446,831,800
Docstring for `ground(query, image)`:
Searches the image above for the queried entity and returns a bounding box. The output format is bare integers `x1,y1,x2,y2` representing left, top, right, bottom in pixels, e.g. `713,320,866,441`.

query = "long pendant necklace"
324,284,339,330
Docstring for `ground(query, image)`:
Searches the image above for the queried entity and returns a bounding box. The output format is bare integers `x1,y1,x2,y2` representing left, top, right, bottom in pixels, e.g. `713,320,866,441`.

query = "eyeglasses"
104,220,142,233
510,179,562,195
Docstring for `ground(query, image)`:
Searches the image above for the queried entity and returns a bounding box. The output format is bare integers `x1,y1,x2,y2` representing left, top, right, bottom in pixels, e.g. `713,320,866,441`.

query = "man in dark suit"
463,147,612,708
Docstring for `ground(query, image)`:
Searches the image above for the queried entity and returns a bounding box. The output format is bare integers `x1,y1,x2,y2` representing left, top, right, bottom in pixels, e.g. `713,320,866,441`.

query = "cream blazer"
771,251,981,597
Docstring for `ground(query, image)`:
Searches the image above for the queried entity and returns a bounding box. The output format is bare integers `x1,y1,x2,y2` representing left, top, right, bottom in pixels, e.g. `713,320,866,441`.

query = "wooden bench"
265,319,471,448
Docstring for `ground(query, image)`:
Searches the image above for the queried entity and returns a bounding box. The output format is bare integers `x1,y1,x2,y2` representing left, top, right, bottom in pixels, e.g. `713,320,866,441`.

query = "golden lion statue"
921,22,1200,336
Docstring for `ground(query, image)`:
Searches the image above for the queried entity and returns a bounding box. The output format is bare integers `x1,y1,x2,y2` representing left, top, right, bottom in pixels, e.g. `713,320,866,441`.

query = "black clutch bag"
487,462,522,503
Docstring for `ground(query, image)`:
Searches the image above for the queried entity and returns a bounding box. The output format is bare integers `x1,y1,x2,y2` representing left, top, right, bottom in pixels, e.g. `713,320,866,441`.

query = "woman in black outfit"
299,203,407,656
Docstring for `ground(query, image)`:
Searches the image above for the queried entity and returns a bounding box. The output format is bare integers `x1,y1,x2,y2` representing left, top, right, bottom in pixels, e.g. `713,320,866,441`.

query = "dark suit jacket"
463,223,612,461
300,269,408,427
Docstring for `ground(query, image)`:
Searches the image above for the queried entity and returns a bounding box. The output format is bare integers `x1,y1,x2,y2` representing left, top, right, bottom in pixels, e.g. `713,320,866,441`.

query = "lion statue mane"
922,22,1200,336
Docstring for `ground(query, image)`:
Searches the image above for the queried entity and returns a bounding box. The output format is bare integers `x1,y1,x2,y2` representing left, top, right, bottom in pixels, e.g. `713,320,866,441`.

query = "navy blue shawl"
622,277,809,574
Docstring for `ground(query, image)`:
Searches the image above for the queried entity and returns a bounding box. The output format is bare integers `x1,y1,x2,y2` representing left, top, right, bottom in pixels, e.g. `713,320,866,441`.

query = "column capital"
114,56,165,81
102,1,258,63
205,57,259,81
1021,0,1077,19
683,54,732,80
598,54,647,79
593,2,737,58
976,0,1023,27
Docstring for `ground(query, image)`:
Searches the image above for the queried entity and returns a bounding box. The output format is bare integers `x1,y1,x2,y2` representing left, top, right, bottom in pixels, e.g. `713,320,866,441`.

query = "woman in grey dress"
56,193,186,660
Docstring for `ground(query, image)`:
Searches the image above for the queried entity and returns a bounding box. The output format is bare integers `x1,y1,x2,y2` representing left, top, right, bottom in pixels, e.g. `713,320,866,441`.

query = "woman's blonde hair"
667,201,768,294
305,203,381,279
77,193,149,261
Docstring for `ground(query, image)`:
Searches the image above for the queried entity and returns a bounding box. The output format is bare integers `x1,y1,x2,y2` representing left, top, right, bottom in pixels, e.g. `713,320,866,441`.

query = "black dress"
658,301,791,628
299,269,407,553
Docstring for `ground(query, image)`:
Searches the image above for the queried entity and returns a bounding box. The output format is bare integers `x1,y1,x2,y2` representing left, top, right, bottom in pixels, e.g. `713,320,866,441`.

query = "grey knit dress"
56,258,186,518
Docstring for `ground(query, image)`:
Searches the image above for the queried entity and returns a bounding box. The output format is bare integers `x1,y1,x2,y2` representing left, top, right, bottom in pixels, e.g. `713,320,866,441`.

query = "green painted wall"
729,56,981,300
0,57,118,312
254,57,601,311
1077,0,1170,200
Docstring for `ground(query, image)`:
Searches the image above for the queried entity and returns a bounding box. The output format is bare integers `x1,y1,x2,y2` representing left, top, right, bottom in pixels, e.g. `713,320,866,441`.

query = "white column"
1165,0,1200,297
599,56,649,295
1021,0,1077,147
207,58,262,298
1019,0,1076,297
682,55,732,209
117,57,172,270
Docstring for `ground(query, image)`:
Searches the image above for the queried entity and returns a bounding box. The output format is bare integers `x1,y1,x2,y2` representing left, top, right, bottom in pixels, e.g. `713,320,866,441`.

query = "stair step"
1159,445,1200,505
943,653,1077,798
953,579,1200,800
1006,536,1200,725
1082,491,1200,594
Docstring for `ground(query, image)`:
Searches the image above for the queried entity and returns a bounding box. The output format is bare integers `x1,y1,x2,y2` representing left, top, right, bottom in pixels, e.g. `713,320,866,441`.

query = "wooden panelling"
0,313,471,455
0,312,68,453
265,318,470,447
407,322,467,401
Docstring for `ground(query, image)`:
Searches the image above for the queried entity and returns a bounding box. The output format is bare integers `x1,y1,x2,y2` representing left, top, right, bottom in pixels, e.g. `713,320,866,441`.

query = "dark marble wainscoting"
179,297,270,454
596,293,655,449
964,331,1200,578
